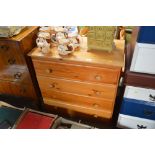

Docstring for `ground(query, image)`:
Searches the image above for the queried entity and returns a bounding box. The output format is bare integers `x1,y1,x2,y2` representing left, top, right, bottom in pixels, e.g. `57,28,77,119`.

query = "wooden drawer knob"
96,91,101,95
0,45,9,51
8,58,16,65
92,103,99,108
49,82,57,88
14,72,22,79
94,114,98,118
49,83,55,88
46,69,53,73
95,75,102,80
20,88,26,93
93,90,101,95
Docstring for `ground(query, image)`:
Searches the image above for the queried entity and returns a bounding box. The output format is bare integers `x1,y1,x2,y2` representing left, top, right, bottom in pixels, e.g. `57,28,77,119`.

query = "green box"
87,26,116,52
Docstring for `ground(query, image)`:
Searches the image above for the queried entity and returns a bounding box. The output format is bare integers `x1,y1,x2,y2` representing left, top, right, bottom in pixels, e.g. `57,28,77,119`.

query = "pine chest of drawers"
29,39,125,119
0,27,40,106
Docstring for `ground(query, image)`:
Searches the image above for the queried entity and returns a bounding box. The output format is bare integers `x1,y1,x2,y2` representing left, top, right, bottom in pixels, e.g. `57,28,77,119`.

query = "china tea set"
36,26,80,55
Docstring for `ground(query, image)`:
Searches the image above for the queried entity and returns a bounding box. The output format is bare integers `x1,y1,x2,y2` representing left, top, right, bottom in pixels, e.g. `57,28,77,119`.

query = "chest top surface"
29,39,125,69
0,26,38,42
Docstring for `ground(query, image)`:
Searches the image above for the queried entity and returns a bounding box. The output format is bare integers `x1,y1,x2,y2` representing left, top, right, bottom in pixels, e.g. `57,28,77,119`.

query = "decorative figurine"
36,26,80,55
36,26,51,54
38,32,50,39
58,44,72,55
36,37,50,54
39,26,51,33
50,26,80,55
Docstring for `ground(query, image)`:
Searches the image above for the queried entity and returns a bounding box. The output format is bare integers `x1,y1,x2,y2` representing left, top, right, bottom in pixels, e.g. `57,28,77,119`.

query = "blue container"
137,26,155,44
120,97,155,120
0,106,22,128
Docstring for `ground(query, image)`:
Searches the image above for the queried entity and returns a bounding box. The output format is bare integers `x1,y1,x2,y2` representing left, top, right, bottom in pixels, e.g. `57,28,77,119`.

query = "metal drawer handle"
95,75,102,80
46,69,53,73
0,45,9,51
8,58,16,65
149,94,155,102
143,109,154,116
14,72,22,79
137,124,147,129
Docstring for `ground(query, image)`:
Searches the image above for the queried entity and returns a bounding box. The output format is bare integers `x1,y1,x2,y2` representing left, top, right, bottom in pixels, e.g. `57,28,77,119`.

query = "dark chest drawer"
0,41,26,68
124,70,155,89
0,80,36,99
0,66,31,83
20,27,38,54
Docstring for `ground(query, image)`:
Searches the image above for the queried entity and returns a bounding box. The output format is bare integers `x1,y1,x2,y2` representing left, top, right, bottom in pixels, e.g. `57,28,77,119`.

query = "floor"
0,85,124,129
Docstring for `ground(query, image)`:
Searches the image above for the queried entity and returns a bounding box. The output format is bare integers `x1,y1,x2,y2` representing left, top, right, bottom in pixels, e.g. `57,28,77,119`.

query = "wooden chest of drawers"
0,27,40,106
29,39,125,119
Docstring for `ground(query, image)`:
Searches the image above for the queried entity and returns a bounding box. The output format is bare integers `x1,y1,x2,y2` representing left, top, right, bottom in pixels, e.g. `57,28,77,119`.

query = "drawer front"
124,71,155,89
52,117,93,129
37,76,117,100
120,98,155,120
124,86,155,102
0,41,25,67
0,66,31,83
137,26,155,44
33,60,120,84
130,43,155,74
40,88,114,111
44,98,112,119
117,114,155,129
0,80,36,99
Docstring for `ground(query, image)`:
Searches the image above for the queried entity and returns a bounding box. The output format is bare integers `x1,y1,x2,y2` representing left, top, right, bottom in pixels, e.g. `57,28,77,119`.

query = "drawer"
0,41,25,67
40,88,114,111
0,80,36,99
130,43,155,74
137,26,155,44
120,98,155,120
117,114,155,129
124,86,155,102
33,60,120,84
44,98,112,119
0,66,31,84
37,76,117,100
51,117,94,129
124,70,155,89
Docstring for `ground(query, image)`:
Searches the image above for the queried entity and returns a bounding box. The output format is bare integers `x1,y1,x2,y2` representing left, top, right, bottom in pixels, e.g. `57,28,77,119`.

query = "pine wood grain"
41,88,114,111
29,38,125,118
29,39,125,69
44,98,113,118
33,60,120,84
37,76,117,99
0,27,39,101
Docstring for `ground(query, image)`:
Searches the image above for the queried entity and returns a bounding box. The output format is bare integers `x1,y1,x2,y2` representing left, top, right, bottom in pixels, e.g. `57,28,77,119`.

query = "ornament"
51,26,80,55
36,38,50,54
58,45,72,55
